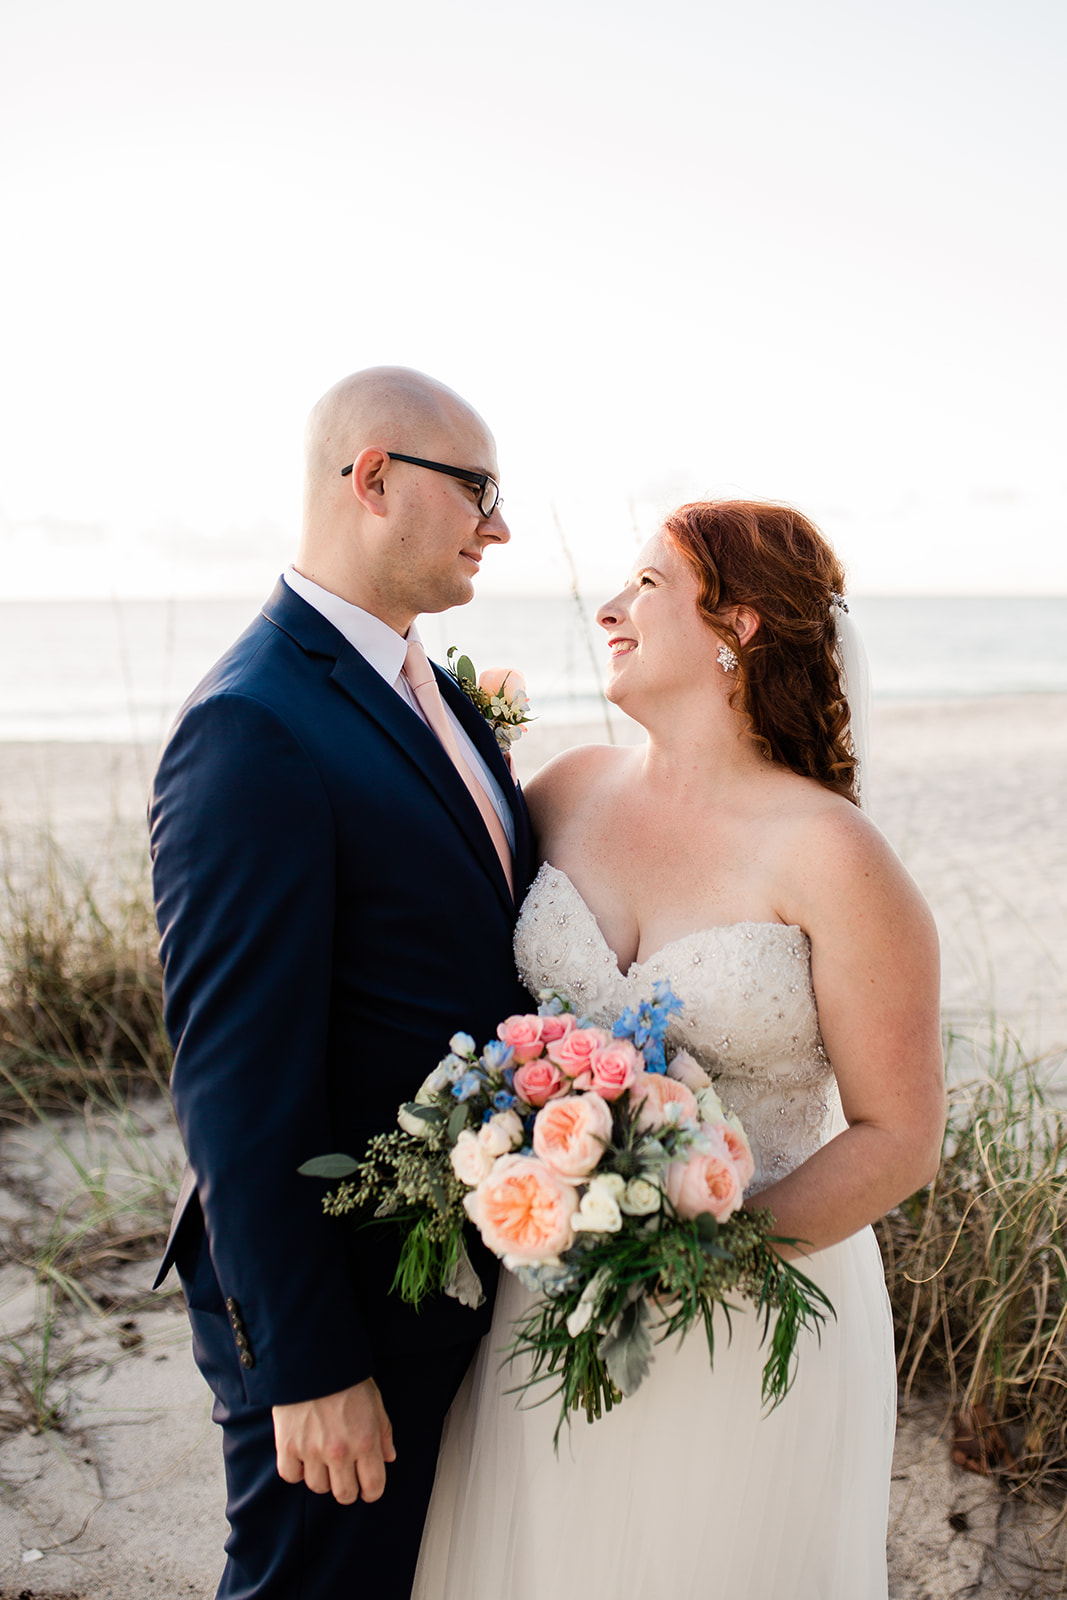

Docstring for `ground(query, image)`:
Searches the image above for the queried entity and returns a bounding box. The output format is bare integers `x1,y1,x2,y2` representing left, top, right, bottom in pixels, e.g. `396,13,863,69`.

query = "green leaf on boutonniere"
454,654,476,686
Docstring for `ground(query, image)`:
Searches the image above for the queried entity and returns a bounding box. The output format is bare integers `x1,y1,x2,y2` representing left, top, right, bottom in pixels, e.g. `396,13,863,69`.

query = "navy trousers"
181,1238,476,1599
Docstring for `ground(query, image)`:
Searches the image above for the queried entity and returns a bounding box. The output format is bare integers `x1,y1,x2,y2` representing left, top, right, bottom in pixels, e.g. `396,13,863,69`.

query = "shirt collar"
283,565,421,685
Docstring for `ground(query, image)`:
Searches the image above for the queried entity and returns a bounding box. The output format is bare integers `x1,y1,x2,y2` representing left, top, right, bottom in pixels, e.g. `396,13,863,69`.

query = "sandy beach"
1,694,1065,1597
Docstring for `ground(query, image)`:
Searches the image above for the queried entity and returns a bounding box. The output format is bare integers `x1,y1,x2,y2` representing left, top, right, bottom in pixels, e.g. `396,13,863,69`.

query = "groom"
150,368,533,1598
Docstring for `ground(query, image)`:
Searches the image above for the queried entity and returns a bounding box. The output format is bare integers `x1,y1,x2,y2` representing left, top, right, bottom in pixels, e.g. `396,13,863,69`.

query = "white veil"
831,597,872,813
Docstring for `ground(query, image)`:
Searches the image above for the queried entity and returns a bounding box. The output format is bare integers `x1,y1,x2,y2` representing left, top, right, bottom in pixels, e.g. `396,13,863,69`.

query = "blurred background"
1,0,1064,737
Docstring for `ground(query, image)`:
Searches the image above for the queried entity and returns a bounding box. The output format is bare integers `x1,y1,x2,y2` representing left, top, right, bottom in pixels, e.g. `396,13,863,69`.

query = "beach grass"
0,837,169,1122
877,1025,1067,1512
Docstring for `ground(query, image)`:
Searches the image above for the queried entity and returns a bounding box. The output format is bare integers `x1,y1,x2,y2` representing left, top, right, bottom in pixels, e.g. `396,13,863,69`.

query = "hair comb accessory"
717,643,739,672
829,591,849,613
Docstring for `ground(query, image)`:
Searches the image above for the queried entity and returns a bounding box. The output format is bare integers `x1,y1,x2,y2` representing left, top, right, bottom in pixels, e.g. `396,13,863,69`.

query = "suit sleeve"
151,690,372,1406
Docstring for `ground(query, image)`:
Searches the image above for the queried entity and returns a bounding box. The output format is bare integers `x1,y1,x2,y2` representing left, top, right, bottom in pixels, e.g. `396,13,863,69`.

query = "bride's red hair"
662,501,859,804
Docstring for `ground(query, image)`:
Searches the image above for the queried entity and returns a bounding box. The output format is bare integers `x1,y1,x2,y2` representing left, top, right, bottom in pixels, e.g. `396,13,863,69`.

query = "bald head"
303,367,490,510
294,366,508,631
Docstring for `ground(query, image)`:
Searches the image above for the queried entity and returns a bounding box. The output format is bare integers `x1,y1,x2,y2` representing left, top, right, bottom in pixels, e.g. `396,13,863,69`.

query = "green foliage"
0,840,170,1121
507,1209,834,1444
877,1025,1067,1506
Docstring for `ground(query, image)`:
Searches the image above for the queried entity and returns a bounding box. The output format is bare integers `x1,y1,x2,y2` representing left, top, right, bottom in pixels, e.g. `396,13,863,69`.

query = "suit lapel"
261,583,514,913
438,668,534,897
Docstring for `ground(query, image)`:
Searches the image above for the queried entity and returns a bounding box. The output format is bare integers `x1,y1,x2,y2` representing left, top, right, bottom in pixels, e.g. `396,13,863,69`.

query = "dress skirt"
413,1224,895,1600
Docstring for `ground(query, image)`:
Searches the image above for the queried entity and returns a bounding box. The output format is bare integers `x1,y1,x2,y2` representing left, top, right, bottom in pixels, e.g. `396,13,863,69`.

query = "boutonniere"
446,649,533,757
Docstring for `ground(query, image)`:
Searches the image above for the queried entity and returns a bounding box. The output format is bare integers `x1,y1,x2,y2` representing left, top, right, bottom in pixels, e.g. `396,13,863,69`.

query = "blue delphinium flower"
481,1039,514,1074
493,1089,517,1112
613,981,683,1073
451,1071,483,1102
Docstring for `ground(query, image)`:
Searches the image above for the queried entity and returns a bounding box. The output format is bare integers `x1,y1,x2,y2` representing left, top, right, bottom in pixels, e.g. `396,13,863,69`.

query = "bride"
414,500,946,1600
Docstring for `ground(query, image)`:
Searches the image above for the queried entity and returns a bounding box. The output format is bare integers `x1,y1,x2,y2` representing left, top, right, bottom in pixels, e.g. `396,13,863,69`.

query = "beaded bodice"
514,863,840,1195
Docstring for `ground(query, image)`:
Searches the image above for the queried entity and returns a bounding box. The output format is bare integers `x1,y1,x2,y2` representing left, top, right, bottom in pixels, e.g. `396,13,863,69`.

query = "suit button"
239,1350,255,1369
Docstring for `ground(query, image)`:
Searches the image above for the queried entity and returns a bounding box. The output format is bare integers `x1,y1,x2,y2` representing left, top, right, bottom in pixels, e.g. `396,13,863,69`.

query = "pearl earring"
717,643,739,672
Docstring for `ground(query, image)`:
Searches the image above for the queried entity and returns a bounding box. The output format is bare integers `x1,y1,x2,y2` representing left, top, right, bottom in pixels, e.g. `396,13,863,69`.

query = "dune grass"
876,1025,1067,1510
0,839,170,1121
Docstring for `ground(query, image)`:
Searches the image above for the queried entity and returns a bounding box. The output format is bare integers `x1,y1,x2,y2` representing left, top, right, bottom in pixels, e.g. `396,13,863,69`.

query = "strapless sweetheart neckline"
535,860,807,981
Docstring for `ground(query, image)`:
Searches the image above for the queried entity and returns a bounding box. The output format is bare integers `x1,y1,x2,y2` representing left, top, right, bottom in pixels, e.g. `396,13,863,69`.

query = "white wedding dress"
413,863,896,1600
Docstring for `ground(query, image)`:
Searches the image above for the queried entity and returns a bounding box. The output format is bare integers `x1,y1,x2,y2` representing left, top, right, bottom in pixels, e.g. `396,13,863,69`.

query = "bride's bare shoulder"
523,743,634,832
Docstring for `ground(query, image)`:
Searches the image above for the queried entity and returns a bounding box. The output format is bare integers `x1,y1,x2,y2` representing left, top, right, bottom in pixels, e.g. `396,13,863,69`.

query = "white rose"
619,1177,662,1217
421,1064,452,1095
696,1085,726,1123
478,1110,524,1157
667,1049,712,1092
565,1266,612,1338
397,1104,435,1140
572,1177,624,1234
450,1129,496,1186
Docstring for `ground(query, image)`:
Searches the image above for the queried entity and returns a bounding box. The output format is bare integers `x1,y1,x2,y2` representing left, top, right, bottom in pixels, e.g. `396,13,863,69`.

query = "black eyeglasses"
340,452,502,517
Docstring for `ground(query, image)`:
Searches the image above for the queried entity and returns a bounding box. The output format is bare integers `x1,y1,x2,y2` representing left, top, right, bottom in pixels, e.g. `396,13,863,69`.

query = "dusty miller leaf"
443,1241,486,1309
598,1297,654,1396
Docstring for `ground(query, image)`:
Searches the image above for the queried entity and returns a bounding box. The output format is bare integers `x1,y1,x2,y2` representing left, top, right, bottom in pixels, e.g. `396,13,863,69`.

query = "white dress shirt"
283,567,515,847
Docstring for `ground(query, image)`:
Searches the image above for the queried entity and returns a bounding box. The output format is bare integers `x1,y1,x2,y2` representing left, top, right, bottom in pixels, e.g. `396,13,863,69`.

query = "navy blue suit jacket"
150,579,533,1408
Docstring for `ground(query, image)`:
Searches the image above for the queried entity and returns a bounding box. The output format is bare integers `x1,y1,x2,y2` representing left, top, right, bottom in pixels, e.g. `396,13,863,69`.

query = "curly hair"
662,501,858,804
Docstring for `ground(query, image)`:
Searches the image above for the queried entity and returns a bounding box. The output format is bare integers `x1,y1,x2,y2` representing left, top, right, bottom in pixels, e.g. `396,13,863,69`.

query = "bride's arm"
754,805,946,1257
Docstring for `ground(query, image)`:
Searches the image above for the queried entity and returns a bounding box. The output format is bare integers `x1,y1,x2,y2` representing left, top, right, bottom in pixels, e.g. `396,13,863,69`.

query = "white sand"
1,695,1065,1597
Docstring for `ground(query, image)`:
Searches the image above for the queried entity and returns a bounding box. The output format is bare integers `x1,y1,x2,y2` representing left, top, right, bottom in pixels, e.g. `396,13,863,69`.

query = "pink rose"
497,1014,547,1064
666,1136,743,1223
464,1154,578,1262
532,1092,614,1181
572,1039,641,1101
538,1013,576,1045
479,666,527,701
631,1071,700,1132
513,1057,568,1107
667,1049,712,1092
546,1026,609,1078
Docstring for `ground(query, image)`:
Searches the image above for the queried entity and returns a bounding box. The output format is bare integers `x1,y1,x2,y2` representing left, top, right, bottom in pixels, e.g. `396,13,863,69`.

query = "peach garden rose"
463,1154,578,1263
632,1071,700,1132
665,1135,744,1223
532,1092,614,1181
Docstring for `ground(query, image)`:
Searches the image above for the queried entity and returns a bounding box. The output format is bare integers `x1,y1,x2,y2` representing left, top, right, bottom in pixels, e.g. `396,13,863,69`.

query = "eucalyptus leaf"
429,1176,448,1213
448,1103,469,1143
598,1298,654,1396
444,1241,486,1309
455,654,476,686
695,1213,721,1242
297,1153,359,1178
402,1103,444,1124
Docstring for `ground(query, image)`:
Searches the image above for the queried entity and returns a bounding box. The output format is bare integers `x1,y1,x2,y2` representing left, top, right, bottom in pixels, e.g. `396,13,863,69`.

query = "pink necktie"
403,641,514,898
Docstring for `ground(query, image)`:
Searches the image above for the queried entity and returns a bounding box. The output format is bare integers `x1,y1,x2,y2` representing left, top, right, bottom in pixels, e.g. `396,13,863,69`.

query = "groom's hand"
273,1378,397,1505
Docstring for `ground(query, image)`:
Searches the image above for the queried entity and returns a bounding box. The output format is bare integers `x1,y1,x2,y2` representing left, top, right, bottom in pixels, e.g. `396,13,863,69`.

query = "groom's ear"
347,447,390,517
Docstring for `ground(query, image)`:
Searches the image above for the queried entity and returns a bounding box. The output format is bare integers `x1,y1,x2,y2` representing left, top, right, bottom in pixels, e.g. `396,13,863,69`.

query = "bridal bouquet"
302,983,833,1439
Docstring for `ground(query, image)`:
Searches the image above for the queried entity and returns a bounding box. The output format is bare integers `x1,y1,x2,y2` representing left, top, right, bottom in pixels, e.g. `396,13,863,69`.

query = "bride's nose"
596,593,626,629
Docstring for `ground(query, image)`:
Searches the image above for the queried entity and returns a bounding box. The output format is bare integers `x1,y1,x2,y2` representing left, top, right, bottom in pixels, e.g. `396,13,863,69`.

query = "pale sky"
1,0,1064,599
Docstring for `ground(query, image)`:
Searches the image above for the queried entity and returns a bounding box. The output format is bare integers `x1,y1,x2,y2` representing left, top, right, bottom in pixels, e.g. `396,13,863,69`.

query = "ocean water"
1,593,1065,743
